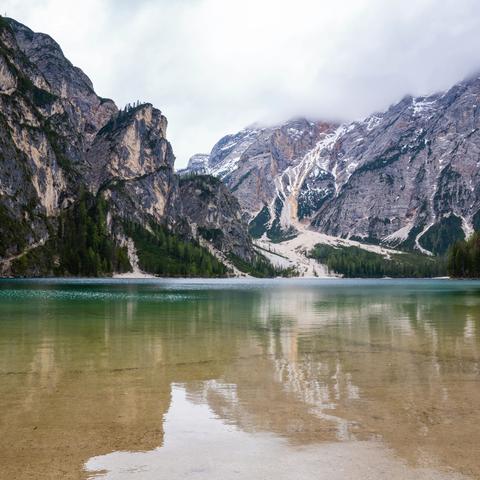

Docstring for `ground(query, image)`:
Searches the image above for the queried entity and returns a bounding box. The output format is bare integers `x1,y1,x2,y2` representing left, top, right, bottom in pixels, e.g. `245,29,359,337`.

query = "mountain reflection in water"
0,279,478,479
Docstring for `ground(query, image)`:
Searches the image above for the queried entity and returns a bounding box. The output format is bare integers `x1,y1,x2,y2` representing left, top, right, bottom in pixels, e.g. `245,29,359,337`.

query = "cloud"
4,0,480,166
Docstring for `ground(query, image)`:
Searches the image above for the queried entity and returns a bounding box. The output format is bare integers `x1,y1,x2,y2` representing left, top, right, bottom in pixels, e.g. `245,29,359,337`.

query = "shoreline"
0,275,458,282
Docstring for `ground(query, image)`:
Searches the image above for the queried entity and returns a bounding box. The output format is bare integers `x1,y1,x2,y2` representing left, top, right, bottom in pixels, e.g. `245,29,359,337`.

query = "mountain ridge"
0,16,257,277
2,15,471,278
184,73,480,255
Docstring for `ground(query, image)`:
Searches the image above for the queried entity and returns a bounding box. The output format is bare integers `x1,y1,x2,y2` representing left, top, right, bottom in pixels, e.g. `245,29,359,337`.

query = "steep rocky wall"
178,175,255,262
190,76,480,254
0,17,256,276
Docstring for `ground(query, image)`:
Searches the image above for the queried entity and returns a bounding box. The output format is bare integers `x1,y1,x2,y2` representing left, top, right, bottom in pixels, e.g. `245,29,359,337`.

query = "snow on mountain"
183,74,480,258
177,153,210,175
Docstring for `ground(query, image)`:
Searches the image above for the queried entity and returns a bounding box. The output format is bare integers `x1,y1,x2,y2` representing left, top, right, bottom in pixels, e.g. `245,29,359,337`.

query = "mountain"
0,17,256,277
182,119,338,241
185,77,480,256
309,86,480,255
178,153,209,175
2,16,473,279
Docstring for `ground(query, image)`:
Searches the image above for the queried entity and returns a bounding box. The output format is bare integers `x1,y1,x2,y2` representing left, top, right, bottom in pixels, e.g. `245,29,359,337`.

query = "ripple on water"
0,289,198,302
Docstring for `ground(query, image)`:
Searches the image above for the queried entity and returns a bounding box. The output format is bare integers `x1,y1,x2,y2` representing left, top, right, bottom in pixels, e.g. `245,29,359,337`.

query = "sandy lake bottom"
0,278,479,479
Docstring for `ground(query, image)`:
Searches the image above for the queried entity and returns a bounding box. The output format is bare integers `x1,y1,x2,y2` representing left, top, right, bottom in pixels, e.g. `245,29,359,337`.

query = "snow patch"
461,216,474,239
210,155,241,178
411,97,437,116
271,125,347,229
365,115,382,131
255,225,402,278
383,223,414,245
415,222,435,256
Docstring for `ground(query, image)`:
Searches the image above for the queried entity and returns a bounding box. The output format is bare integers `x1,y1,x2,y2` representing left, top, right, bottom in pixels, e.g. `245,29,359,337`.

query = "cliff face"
178,175,255,262
0,17,84,262
85,104,180,228
309,83,480,254
9,18,117,142
0,17,255,276
182,119,338,240
186,77,480,254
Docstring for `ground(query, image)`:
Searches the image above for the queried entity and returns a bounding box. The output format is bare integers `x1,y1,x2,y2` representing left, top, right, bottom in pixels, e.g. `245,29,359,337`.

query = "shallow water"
0,278,479,479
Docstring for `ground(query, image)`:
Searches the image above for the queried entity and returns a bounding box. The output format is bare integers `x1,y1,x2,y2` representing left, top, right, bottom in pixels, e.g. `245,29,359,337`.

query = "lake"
0,278,479,479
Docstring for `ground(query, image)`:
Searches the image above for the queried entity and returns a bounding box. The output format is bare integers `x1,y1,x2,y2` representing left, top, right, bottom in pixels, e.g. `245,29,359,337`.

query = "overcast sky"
4,0,480,167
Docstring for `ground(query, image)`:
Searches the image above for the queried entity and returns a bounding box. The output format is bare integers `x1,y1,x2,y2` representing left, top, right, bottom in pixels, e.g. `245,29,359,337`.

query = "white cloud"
4,0,480,166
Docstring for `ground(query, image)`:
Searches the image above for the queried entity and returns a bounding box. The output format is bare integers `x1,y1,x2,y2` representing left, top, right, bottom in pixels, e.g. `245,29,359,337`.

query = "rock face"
9,18,118,143
188,78,480,254
177,153,209,176
0,17,83,261
178,175,255,262
85,103,180,229
0,17,255,276
183,119,338,240
309,85,480,254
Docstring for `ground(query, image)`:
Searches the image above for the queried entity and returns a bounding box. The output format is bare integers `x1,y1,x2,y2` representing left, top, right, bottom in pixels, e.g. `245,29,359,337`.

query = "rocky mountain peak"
178,153,209,175
181,70,480,255
5,17,117,143
0,16,257,276
193,71,480,254
181,117,339,239
85,102,173,194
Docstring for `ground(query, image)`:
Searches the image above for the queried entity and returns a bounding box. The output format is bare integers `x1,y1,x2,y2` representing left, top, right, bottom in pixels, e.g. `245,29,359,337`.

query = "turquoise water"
0,278,479,479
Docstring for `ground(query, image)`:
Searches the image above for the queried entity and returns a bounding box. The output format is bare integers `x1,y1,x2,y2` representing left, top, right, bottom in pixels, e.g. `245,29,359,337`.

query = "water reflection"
86,385,466,480
0,279,479,479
